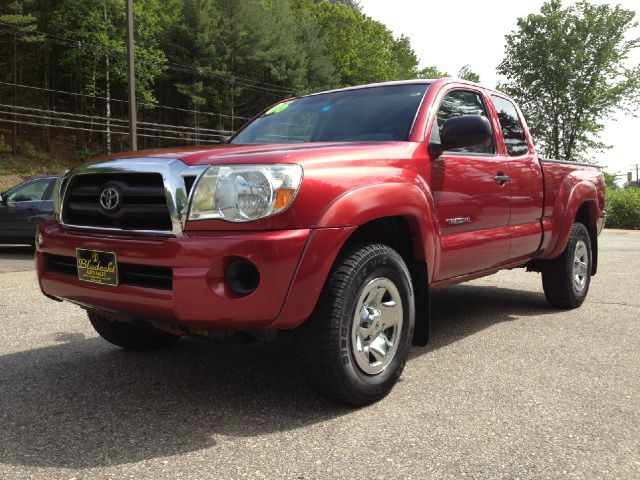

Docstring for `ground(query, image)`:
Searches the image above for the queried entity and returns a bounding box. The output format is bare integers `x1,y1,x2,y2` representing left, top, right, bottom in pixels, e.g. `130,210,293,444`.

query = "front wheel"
299,243,414,406
542,222,592,309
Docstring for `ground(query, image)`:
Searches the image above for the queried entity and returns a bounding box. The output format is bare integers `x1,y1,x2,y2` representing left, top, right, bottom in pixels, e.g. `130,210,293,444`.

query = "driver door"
431,88,511,280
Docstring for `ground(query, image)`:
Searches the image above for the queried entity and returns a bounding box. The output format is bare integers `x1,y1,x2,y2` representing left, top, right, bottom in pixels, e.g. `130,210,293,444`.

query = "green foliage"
15,140,36,157
498,0,640,162
458,65,480,83
0,134,11,154
603,172,618,189
0,0,449,154
417,66,449,79
310,1,423,86
0,1,43,42
48,0,180,106
74,146,103,162
392,35,420,80
0,151,71,178
605,187,640,229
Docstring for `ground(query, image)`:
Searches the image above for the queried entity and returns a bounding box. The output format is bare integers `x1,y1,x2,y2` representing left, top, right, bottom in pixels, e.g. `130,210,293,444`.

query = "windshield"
231,83,430,145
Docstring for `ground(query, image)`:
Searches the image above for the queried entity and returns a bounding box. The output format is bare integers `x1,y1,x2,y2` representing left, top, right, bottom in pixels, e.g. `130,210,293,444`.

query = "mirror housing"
430,115,492,157
0,194,6,206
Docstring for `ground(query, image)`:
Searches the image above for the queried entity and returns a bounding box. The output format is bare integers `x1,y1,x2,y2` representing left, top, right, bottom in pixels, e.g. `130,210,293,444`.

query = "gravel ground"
0,230,638,479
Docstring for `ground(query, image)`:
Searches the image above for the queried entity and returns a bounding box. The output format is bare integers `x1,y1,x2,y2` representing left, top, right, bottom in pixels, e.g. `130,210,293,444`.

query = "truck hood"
92,142,418,167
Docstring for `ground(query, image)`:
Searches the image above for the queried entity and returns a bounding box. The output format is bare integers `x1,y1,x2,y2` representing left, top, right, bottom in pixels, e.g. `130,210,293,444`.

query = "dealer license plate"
76,248,119,286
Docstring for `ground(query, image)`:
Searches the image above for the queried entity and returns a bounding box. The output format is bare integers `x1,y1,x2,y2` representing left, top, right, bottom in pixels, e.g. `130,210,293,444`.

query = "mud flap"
411,261,430,346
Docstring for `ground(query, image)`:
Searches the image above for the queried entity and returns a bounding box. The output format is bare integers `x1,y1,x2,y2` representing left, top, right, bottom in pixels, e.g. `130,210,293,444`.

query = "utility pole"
125,0,137,151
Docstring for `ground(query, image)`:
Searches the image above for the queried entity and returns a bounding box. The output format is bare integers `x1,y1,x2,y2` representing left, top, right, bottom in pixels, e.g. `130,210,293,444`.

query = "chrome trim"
540,158,603,169
59,158,207,236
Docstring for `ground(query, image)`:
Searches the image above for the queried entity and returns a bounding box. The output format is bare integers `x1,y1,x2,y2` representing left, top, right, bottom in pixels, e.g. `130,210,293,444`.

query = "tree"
497,0,640,161
310,1,419,86
0,1,44,150
49,0,177,106
458,64,480,83
417,66,449,79
603,172,618,189
0,0,433,157
392,34,420,80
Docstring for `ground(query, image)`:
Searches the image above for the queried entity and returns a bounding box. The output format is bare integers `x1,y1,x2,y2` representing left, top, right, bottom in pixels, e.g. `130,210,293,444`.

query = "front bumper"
36,222,309,329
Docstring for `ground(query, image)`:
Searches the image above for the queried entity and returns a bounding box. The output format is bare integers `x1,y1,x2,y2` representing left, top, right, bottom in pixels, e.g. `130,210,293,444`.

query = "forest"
0,0,449,157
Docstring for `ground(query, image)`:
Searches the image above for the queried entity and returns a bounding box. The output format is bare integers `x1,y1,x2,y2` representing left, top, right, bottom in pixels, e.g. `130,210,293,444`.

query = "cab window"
491,95,529,156
432,90,494,155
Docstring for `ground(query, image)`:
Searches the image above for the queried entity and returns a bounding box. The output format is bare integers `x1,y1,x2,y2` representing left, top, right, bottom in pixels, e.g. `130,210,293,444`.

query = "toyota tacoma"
36,79,605,406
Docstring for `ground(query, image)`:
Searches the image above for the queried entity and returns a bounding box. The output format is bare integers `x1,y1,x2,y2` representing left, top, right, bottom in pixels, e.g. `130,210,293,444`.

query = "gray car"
0,175,57,245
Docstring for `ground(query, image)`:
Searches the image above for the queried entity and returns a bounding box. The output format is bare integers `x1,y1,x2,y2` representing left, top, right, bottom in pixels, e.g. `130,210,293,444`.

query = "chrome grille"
59,158,208,235
62,173,172,231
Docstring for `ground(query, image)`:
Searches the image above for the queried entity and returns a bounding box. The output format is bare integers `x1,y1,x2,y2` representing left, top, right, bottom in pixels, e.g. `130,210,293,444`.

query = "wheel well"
575,202,598,275
344,217,416,266
342,216,430,346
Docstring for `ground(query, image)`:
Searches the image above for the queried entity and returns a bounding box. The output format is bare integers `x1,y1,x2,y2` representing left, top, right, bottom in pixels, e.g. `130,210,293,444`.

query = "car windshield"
231,83,430,145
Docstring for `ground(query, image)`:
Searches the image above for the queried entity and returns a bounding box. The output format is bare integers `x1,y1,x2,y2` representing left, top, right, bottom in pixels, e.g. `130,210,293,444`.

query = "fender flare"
314,181,439,268
271,182,438,330
546,179,599,259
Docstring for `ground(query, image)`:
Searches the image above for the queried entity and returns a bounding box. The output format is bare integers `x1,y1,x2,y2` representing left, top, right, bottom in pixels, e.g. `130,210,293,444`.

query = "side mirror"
430,115,492,157
0,194,6,206
220,135,231,144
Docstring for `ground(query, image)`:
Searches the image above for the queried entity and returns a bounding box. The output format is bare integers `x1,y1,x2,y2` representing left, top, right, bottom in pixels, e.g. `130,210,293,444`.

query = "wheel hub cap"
351,277,403,375
573,239,589,293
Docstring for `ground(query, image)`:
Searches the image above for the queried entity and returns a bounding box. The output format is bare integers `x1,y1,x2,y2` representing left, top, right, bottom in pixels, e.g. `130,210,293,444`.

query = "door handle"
494,173,510,184
27,206,38,211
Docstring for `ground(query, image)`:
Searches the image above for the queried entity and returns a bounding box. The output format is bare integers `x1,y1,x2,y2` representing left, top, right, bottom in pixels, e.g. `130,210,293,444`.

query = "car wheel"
299,243,414,406
542,222,592,309
88,311,180,350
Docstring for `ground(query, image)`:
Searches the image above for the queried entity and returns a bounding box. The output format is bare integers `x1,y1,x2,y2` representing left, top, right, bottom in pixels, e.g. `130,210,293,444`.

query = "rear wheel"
299,243,414,406
88,311,180,351
542,222,592,309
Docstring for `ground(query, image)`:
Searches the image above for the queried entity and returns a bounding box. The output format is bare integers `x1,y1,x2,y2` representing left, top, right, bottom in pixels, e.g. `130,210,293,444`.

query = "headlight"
188,164,303,222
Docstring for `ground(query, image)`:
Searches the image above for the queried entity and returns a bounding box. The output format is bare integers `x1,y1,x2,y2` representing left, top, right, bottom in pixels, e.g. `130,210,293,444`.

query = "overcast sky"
361,0,640,179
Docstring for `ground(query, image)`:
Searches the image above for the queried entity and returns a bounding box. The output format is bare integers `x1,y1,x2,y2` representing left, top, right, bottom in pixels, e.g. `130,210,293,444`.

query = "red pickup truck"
36,79,605,406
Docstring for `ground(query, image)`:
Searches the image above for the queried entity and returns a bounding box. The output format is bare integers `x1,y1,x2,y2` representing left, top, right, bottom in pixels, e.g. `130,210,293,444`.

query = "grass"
0,131,103,191
0,152,72,192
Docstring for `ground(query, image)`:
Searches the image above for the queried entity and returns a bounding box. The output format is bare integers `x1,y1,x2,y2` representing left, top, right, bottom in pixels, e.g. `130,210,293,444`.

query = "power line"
0,81,251,120
0,116,223,143
0,109,227,140
0,104,235,136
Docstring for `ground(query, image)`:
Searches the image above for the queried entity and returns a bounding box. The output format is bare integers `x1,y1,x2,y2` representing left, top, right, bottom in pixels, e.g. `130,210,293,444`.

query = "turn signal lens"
274,188,296,211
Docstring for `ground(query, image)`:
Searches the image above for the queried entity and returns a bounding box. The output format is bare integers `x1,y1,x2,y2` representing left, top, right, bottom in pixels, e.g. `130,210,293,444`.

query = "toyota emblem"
99,186,121,212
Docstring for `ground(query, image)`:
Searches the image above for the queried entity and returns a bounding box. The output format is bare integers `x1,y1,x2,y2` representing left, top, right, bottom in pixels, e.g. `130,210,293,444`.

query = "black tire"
542,222,592,309
299,243,415,407
88,311,180,351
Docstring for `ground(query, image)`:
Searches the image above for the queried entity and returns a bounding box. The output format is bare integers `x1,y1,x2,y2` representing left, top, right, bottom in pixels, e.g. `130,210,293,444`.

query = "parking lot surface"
0,230,638,479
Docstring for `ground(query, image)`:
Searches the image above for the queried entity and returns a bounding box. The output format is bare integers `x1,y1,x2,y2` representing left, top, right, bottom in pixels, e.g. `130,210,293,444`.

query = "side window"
42,179,56,201
491,95,529,156
432,90,494,154
7,179,49,202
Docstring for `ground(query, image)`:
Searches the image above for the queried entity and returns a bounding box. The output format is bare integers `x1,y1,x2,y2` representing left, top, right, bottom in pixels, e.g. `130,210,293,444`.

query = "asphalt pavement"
0,230,638,479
